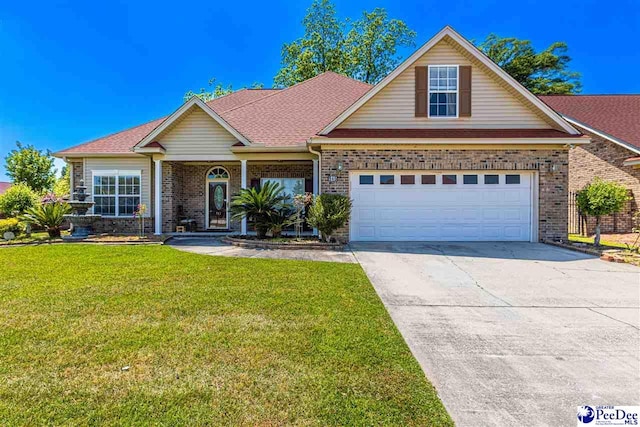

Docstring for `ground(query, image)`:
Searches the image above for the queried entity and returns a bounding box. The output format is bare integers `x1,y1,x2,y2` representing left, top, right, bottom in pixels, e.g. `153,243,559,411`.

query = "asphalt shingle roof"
56,73,371,154
539,95,640,150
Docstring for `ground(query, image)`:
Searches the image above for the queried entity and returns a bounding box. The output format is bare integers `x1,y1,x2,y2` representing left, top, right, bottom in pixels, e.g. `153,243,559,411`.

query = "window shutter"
415,66,428,117
250,178,260,189
459,66,472,117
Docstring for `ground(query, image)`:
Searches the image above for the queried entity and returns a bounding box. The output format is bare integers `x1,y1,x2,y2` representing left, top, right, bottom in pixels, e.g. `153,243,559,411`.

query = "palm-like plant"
230,181,289,239
266,206,296,238
20,201,71,238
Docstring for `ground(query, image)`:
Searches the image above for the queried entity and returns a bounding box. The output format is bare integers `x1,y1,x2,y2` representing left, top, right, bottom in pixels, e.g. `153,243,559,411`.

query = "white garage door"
350,171,534,242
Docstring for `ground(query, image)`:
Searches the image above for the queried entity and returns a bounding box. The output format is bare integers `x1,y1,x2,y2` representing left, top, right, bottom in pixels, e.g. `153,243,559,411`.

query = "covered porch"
153,156,319,235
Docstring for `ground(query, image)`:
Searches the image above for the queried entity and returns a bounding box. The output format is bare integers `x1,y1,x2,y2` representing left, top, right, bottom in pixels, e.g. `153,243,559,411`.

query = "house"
540,95,640,234
54,26,587,242
0,182,11,196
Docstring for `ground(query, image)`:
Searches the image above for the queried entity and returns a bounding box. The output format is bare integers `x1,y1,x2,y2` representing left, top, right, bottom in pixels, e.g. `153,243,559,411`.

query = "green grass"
568,234,629,249
0,245,451,426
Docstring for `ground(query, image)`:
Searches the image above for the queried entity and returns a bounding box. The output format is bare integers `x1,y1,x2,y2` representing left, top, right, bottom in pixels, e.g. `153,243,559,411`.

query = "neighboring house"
54,26,587,242
0,182,11,196
540,95,640,233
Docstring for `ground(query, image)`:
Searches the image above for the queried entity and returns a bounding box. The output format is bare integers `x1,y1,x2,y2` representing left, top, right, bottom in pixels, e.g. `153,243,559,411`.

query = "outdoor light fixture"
337,162,344,172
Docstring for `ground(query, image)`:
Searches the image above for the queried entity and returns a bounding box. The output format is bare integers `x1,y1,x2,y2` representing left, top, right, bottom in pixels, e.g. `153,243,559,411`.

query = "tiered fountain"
63,180,101,240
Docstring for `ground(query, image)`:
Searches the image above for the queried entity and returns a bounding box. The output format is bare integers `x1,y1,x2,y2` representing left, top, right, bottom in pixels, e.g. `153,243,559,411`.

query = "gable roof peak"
319,25,579,135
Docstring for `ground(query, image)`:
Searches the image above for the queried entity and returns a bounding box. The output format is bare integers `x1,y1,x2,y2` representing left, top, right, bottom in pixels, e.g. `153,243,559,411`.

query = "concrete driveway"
351,242,639,427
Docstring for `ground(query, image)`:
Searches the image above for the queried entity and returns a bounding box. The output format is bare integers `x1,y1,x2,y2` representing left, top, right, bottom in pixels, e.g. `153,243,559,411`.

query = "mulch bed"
224,235,345,251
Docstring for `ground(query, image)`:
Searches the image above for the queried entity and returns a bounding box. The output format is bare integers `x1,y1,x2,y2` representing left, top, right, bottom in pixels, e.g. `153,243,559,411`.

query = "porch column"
240,159,247,235
312,159,319,235
154,159,162,235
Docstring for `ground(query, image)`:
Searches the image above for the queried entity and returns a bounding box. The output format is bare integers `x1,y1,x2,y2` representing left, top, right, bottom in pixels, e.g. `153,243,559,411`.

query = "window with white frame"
260,178,305,199
93,171,141,216
429,65,458,117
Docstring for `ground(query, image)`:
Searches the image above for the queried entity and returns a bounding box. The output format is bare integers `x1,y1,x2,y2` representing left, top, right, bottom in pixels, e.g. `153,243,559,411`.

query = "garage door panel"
350,171,533,242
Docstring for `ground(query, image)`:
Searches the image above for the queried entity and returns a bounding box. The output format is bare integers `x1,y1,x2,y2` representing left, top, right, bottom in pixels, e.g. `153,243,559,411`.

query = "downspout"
307,140,321,195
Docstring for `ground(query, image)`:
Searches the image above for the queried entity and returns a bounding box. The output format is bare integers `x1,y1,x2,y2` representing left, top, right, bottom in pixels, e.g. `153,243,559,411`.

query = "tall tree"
477,34,581,94
274,0,415,86
184,77,234,102
274,0,346,87
184,79,265,103
344,8,416,84
53,165,71,197
5,142,56,193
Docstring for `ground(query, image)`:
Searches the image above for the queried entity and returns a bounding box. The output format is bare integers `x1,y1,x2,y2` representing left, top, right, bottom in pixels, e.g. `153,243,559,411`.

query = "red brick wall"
161,162,312,233
569,126,640,233
320,148,569,242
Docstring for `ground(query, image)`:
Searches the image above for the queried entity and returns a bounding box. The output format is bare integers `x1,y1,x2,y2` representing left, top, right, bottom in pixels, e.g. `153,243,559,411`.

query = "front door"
208,182,228,229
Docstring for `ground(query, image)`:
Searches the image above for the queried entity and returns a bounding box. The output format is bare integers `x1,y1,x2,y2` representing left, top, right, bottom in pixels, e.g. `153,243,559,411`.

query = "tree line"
186,0,581,100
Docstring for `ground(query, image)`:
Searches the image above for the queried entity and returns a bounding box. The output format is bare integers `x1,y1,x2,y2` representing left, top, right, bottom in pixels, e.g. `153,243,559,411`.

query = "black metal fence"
568,191,586,235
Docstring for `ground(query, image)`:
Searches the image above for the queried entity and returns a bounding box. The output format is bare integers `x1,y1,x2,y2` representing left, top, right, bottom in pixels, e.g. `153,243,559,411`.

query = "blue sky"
1,0,638,181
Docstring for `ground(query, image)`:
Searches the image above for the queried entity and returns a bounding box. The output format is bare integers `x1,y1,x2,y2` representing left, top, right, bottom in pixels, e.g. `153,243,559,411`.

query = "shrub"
307,194,352,242
231,181,289,239
20,201,71,238
266,206,296,238
0,183,38,217
0,218,21,237
576,178,630,246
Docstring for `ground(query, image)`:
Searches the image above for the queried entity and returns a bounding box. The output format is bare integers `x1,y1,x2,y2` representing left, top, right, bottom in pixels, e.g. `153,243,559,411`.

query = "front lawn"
569,233,633,249
0,245,451,426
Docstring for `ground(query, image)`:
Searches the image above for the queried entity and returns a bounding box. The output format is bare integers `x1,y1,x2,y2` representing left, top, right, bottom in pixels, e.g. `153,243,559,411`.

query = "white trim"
560,116,640,155
53,152,145,159
240,160,247,235
161,154,239,161
309,137,589,145
91,169,141,176
427,65,459,119
134,97,251,150
205,166,231,230
623,158,640,167
154,160,162,235
230,146,309,153
319,26,579,135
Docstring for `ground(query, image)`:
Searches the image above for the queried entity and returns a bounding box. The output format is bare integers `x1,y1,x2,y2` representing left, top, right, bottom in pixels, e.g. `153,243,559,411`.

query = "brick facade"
569,127,639,233
70,161,84,191
161,162,313,233
320,148,569,242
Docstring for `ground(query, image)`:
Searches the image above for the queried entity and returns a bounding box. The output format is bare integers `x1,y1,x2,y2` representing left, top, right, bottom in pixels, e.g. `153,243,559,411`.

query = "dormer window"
428,65,458,117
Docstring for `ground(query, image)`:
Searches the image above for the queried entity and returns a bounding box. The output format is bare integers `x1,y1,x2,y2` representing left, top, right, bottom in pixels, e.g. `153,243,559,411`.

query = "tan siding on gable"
339,39,550,129
84,156,152,217
158,107,239,155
